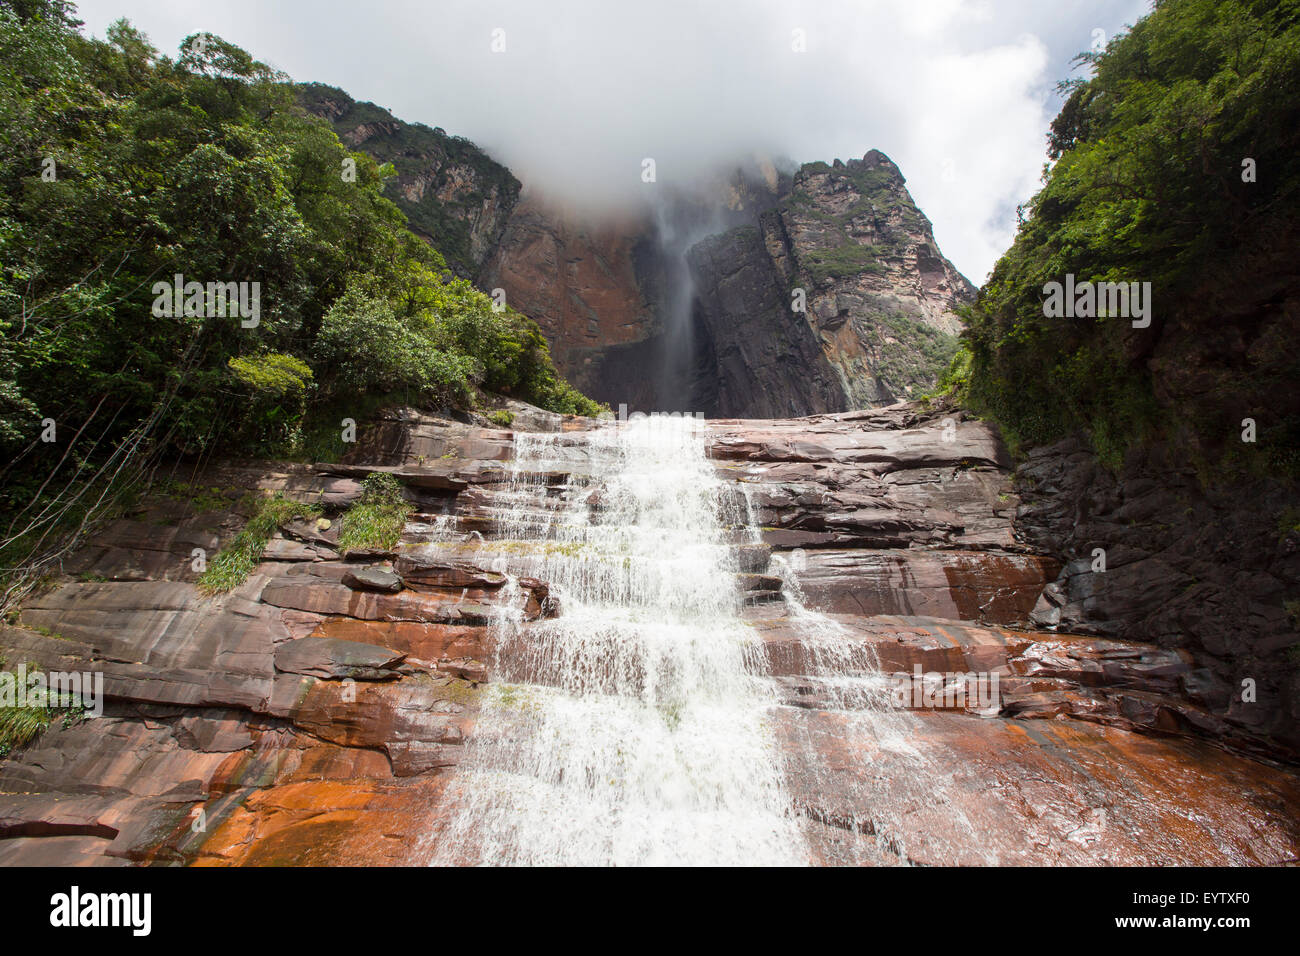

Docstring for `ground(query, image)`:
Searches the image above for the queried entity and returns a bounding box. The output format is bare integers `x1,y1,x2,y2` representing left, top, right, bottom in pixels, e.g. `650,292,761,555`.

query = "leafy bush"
227,353,314,397
0,6,597,457
0,6,600,590
313,288,476,404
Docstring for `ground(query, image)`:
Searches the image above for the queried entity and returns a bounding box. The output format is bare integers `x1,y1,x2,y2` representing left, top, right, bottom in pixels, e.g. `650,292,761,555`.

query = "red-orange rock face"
478,198,671,409
481,199,659,355
0,404,1295,866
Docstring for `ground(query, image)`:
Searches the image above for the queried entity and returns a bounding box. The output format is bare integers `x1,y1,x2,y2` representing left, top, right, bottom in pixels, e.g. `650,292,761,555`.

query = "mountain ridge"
302,84,975,416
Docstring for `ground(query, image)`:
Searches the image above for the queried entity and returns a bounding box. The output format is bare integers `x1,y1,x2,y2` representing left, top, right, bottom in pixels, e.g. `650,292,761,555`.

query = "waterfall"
646,185,759,413
649,203,707,412
422,414,987,866
767,556,994,866
427,415,808,866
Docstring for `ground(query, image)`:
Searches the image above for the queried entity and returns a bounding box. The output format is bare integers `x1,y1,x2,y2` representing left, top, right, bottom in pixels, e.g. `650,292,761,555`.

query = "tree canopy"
0,0,600,599
955,0,1300,471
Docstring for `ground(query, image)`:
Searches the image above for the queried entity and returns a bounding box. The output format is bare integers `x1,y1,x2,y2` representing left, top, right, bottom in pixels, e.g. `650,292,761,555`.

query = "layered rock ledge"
1,403,1296,865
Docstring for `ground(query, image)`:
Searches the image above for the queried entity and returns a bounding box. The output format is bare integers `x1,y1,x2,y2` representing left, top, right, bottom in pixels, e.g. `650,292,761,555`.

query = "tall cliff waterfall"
428,416,805,865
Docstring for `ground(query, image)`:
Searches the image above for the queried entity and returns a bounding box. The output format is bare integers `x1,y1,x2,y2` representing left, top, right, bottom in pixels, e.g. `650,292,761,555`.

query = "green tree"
957,0,1300,469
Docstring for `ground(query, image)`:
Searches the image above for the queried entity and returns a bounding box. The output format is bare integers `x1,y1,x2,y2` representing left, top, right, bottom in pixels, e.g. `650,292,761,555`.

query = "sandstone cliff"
299,84,521,279
747,151,973,407
479,153,973,416
303,90,971,417
685,224,844,417
1,405,1296,864
687,152,973,416
476,166,794,412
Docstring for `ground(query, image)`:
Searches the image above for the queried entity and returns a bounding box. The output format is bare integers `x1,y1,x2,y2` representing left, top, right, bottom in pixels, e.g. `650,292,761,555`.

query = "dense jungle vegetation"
0,0,600,601
952,0,1300,474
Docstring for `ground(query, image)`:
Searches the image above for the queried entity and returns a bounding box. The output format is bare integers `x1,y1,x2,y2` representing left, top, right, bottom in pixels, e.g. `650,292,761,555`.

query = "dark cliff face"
481,153,973,416
686,226,843,418
298,83,521,279
689,152,974,416
759,152,974,407
477,165,796,412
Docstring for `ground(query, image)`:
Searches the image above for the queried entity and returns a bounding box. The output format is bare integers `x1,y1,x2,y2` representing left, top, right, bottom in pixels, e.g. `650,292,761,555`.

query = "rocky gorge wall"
474,198,667,410
1,403,1296,865
299,84,522,280
689,151,973,416
1017,437,1300,758
298,86,972,417
993,216,1300,759
481,152,974,417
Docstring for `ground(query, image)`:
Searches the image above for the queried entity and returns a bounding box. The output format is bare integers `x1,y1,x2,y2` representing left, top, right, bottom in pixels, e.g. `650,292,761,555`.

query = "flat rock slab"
263,537,339,562
193,776,452,866
308,618,491,667
749,610,1035,679
274,637,406,680
706,416,1009,473
788,548,1057,624
782,707,1300,866
342,566,403,593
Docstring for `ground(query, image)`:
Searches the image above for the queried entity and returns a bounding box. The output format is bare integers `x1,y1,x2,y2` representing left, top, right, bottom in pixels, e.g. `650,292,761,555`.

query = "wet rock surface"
1016,435,1300,756
1,402,1296,865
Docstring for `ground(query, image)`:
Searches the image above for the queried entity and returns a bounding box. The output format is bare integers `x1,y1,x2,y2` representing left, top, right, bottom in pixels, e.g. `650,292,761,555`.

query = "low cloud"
76,0,1151,282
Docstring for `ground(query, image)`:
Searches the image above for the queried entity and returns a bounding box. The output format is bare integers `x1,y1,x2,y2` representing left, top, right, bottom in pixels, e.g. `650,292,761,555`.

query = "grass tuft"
338,473,414,553
198,494,320,594
0,661,49,757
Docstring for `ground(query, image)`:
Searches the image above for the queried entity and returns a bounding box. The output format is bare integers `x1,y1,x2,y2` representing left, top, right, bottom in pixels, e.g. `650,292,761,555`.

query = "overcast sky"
73,0,1151,284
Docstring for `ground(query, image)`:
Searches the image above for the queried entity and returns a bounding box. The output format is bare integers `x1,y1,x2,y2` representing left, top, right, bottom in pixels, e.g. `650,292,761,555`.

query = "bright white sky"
73,0,1151,284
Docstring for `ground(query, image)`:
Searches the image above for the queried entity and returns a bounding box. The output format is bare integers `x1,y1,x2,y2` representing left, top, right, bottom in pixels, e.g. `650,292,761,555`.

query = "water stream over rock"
3,403,1297,866
428,417,806,865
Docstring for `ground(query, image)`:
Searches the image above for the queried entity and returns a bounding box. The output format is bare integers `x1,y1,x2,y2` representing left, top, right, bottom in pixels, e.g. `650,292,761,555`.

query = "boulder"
342,566,403,593
274,637,406,680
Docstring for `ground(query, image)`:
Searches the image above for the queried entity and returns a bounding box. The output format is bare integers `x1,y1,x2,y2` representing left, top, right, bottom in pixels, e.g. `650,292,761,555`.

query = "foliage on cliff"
297,83,521,279
783,156,932,269
0,1,599,601
957,0,1300,471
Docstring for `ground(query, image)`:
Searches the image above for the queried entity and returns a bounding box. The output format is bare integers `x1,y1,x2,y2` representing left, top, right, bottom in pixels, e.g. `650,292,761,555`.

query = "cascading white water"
428,415,808,866
767,556,994,865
